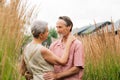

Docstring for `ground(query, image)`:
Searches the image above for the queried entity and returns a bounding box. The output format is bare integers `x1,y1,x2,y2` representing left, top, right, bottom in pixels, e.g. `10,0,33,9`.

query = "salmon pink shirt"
50,39,84,80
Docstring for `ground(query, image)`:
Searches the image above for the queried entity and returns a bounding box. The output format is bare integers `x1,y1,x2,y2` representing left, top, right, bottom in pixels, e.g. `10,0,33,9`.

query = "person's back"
24,42,54,80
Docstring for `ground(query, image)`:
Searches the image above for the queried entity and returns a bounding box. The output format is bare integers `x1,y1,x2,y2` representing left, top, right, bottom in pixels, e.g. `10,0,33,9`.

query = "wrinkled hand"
66,34,76,45
43,71,57,80
24,71,33,80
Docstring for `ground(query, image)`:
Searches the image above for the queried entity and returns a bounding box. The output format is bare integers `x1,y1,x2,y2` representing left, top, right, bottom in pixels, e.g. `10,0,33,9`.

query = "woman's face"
44,26,49,40
40,26,49,41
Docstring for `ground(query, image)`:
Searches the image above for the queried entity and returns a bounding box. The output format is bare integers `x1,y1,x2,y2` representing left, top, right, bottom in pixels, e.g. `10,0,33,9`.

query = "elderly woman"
22,20,75,80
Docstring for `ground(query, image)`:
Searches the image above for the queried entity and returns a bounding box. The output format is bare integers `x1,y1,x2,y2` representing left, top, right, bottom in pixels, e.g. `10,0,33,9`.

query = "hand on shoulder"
67,34,76,44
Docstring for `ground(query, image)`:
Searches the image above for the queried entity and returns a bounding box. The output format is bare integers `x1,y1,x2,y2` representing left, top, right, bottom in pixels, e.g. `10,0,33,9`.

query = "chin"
58,34,63,37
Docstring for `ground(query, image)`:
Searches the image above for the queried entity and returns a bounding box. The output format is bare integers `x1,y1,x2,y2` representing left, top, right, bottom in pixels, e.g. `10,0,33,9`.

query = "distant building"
78,21,112,35
72,20,120,36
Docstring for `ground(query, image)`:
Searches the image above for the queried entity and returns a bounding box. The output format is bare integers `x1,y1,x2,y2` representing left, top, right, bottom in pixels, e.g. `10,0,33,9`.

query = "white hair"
31,20,48,38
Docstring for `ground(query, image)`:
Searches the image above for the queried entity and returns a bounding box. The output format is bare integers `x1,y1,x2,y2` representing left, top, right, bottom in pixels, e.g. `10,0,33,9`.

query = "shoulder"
72,39,84,50
40,46,49,54
73,39,82,46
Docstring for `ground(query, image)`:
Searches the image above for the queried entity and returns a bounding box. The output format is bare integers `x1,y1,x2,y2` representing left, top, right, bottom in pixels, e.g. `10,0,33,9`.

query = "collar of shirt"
56,38,65,49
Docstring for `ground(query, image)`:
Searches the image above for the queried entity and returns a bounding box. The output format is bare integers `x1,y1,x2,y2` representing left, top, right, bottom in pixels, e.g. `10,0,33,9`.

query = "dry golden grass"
77,22,120,80
0,0,38,80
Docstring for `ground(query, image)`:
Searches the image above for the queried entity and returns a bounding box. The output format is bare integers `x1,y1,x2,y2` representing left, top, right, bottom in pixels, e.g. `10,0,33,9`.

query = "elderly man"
44,16,84,80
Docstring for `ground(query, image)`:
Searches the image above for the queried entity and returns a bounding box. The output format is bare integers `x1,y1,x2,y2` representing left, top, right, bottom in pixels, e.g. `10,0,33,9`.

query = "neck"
62,32,70,43
33,38,43,44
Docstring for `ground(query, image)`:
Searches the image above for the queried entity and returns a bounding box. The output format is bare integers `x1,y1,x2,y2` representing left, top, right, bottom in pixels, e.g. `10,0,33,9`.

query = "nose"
57,29,61,33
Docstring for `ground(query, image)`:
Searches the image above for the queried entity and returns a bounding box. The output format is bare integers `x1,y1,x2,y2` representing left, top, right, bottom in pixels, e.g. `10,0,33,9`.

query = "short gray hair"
31,20,48,38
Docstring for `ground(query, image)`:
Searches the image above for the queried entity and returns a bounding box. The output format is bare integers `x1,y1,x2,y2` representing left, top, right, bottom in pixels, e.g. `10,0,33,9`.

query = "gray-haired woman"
20,20,75,80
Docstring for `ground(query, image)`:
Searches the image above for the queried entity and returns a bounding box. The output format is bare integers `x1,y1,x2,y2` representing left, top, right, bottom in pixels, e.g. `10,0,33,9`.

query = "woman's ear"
39,33,43,39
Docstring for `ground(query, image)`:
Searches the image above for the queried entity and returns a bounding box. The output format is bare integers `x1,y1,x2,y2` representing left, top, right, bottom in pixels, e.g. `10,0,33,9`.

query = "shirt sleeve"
73,41,84,68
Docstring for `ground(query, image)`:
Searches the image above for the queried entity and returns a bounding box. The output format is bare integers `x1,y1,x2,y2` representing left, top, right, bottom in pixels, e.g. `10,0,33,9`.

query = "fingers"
67,35,76,43
43,72,56,80
24,71,33,79
43,73,51,80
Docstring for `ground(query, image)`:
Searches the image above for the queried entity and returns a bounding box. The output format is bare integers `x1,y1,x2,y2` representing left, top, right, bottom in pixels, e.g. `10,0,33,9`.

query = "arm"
55,66,82,79
41,46,69,65
43,66,83,80
41,35,75,65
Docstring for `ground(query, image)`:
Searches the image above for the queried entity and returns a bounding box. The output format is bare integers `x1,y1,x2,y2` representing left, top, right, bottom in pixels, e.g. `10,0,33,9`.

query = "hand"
24,71,33,80
43,71,57,80
66,34,76,45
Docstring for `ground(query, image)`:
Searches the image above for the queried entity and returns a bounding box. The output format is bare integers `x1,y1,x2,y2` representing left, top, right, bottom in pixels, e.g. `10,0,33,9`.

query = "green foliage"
49,28,58,38
83,52,120,80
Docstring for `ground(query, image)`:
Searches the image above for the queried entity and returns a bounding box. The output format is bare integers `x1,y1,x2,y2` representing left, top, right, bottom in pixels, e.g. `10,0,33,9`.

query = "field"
77,27,120,80
0,0,35,80
0,0,120,80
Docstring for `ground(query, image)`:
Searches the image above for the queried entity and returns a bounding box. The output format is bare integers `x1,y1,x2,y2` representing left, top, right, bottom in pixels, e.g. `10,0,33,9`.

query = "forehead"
43,25,48,31
56,19,66,25
45,26,48,30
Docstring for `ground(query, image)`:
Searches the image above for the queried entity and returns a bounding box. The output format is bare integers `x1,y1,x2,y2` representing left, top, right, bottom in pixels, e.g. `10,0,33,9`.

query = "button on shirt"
49,39,84,80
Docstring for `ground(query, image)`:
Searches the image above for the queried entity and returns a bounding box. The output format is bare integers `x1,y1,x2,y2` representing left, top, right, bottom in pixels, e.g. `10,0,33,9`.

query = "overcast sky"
29,0,120,29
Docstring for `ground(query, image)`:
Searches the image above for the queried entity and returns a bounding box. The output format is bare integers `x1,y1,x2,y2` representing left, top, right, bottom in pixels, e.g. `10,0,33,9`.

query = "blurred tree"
49,28,58,38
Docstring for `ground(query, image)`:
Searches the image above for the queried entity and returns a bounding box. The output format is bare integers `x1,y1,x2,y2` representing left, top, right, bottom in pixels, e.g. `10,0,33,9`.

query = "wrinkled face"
56,19,71,36
39,26,49,41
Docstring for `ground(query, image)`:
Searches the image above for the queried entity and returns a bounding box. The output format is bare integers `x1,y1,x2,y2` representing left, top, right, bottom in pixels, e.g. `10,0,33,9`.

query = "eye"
57,26,62,28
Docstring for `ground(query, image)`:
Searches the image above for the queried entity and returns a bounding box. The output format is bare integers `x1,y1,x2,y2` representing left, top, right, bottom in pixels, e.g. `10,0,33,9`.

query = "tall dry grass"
0,0,37,80
77,21,120,80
